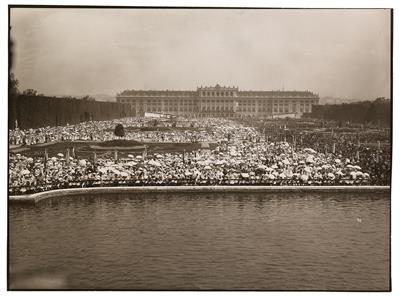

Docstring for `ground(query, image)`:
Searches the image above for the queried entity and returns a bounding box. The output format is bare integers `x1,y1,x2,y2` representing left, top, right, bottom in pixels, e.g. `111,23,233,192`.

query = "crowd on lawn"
9,117,391,195
9,118,221,145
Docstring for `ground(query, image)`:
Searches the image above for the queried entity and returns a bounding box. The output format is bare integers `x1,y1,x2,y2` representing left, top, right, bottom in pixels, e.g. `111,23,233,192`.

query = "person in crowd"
9,117,391,195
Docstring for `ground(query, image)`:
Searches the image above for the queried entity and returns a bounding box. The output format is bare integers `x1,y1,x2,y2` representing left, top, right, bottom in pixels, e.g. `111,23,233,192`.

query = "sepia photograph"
5,2,393,292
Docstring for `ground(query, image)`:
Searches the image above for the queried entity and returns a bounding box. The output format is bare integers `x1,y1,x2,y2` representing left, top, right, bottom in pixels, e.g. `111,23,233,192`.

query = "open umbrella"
300,174,309,182
306,155,314,163
21,169,30,175
149,160,162,167
327,172,335,179
304,148,317,154
98,168,108,174
257,165,268,170
304,166,312,173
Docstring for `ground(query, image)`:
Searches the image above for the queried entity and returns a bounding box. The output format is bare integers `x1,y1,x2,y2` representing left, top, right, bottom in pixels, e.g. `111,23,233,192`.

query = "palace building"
116,84,319,118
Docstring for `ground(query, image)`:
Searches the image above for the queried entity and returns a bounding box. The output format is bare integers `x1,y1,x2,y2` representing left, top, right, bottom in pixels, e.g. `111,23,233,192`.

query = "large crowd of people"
9,118,222,145
9,116,391,195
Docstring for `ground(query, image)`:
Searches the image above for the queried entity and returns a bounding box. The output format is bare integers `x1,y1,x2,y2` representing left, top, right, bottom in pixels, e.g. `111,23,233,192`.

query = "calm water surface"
9,192,390,290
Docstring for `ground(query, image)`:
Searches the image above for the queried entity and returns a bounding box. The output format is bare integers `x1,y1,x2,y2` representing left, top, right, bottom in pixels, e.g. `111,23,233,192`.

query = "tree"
9,73,19,96
114,124,125,138
375,97,388,104
82,95,95,101
22,89,38,96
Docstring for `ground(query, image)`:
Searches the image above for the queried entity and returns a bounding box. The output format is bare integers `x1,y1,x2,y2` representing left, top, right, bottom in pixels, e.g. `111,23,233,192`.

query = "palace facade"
116,84,319,118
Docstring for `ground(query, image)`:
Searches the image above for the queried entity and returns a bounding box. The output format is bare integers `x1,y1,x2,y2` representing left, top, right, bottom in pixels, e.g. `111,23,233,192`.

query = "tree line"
308,98,391,127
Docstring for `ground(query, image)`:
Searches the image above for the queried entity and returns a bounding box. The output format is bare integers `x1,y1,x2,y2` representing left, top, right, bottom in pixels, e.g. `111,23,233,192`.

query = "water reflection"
10,267,70,289
10,192,390,290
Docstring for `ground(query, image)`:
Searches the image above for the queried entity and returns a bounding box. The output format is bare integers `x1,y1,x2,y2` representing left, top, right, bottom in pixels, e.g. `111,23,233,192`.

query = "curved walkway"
9,185,390,204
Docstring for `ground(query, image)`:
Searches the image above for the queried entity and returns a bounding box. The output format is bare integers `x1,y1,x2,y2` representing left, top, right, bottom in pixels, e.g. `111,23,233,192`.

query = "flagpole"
66,148,70,165
44,148,48,184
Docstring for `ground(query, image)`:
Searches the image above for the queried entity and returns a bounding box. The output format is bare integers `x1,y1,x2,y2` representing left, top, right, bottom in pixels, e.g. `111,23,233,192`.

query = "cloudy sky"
10,8,391,99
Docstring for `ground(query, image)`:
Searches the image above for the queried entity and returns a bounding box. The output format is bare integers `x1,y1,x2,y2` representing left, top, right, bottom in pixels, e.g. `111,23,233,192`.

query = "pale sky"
10,8,391,99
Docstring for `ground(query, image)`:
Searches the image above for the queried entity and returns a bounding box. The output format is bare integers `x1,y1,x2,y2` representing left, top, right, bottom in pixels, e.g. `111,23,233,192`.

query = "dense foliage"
309,98,391,127
114,124,125,138
9,95,133,129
